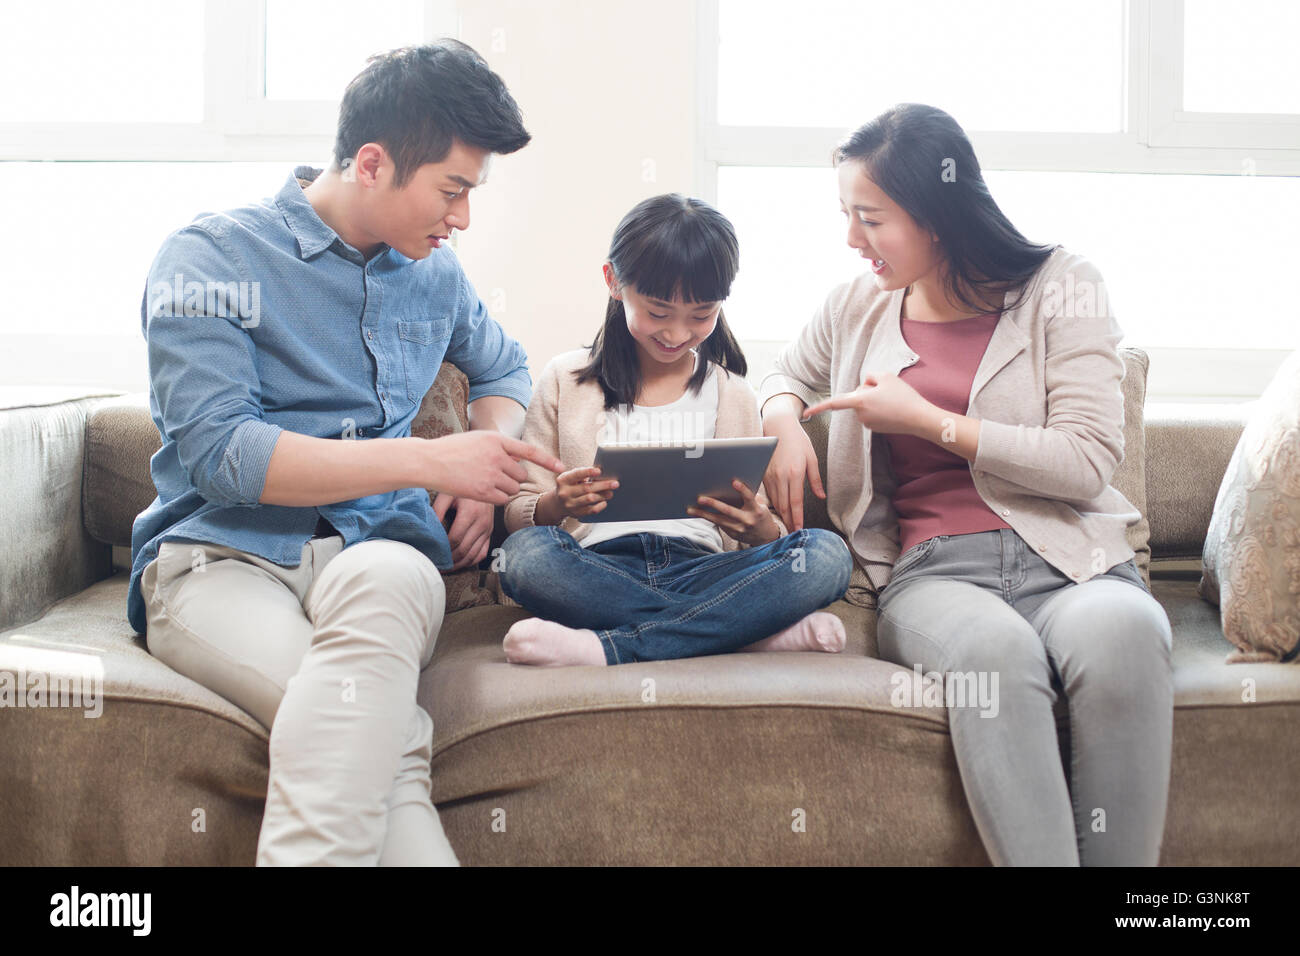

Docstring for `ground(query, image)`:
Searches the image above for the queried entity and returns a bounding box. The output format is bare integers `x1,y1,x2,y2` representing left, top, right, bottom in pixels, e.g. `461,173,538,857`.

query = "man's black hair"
333,39,530,187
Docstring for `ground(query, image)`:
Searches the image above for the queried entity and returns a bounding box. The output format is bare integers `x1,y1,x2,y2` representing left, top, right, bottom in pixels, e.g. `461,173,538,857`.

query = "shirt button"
1038,545,1047,552
1070,571,1081,579
367,331,374,340
1001,509,1010,517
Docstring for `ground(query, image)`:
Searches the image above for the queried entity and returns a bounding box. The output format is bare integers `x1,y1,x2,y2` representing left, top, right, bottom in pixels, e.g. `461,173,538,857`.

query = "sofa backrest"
1142,403,1250,560
82,394,157,550
81,388,1249,562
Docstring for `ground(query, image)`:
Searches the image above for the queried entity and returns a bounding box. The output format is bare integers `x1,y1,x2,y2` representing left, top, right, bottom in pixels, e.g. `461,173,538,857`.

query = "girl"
499,194,853,667
760,105,1173,866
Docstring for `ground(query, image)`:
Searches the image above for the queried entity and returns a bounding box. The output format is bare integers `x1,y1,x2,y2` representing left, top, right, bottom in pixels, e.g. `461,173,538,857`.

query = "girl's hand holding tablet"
687,479,780,546
550,465,620,519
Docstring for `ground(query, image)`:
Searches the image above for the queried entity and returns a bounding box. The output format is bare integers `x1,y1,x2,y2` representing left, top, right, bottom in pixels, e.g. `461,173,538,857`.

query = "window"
1150,0,1300,148
0,0,456,160
0,1,206,125
264,0,427,101
0,161,288,390
0,0,456,390
699,0,1300,401
717,0,1125,133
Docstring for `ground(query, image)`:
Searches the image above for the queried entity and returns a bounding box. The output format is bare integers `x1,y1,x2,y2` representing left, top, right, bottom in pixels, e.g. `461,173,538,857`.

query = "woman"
760,104,1173,866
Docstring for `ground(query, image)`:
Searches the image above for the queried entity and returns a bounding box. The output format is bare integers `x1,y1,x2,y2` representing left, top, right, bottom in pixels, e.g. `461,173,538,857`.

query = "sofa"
2,353,1297,866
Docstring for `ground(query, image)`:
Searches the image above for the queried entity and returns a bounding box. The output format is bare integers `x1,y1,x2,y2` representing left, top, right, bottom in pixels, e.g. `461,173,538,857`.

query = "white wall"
0,1,701,394
453,0,699,376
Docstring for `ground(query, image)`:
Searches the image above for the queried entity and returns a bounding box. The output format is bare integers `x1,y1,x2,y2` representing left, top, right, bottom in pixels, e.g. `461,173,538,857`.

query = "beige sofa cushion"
418,577,1300,865
410,361,498,612
1198,350,1300,663
7,570,1300,865
1144,403,1249,557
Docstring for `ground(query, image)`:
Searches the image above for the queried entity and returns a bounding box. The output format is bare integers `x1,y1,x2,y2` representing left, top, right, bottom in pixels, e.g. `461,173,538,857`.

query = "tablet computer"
585,437,778,524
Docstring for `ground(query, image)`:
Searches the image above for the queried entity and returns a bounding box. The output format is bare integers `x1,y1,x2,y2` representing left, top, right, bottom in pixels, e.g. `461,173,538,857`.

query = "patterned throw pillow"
411,362,498,613
1198,350,1300,663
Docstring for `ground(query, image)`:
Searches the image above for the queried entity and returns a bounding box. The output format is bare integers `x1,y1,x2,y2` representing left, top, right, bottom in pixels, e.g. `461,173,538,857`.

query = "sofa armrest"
0,392,118,632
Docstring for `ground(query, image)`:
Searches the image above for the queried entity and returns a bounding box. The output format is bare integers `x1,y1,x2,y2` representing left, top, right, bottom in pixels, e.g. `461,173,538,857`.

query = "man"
129,40,562,866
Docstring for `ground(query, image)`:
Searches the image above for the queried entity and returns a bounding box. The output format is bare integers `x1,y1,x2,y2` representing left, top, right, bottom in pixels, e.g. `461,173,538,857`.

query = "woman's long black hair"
835,103,1057,315
574,194,748,410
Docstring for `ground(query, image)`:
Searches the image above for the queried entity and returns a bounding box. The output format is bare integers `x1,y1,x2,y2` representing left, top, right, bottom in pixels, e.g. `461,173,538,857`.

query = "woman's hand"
762,402,825,532
688,479,780,546
551,465,619,519
801,372,934,436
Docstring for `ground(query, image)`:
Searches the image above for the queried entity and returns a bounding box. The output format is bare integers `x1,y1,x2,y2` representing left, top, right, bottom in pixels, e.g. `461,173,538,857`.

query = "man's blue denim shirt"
127,166,532,634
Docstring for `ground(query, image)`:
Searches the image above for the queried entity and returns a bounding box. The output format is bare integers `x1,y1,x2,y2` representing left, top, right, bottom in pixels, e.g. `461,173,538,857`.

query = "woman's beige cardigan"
758,246,1141,609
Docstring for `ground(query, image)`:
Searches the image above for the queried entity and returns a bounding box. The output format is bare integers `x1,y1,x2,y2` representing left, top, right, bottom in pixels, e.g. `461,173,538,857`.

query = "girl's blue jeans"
497,525,853,664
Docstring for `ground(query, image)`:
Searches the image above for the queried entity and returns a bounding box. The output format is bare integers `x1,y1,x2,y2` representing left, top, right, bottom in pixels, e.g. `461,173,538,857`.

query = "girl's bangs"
622,224,735,305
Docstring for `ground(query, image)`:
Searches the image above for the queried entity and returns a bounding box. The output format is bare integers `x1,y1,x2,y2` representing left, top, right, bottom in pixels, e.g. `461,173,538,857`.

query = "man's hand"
687,479,781,547
419,431,564,505
433,492,495,571
428,397,538,569
422,432,564,568
261,429,562,509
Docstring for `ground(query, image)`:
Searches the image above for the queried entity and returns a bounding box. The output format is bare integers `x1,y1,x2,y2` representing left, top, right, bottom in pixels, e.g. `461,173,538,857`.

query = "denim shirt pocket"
398,318,446,403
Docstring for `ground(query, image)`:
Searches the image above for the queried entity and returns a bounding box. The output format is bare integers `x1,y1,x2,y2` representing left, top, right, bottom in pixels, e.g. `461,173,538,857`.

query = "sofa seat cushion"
420,600,995,865
1148,572,1300,863
7,573,1299,866
0,573,268,865
1157,573,1300,702
422,580,1300,865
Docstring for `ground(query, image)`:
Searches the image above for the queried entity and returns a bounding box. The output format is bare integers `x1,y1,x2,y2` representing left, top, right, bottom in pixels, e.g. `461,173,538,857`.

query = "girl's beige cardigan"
505,348,788,550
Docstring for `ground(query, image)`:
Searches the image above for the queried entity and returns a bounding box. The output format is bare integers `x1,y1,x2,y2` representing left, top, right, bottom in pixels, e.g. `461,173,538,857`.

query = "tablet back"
586,437,777,523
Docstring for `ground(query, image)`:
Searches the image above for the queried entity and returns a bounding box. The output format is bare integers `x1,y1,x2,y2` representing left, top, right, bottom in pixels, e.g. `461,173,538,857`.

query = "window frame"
1147,0,1300,151
0,0,458,162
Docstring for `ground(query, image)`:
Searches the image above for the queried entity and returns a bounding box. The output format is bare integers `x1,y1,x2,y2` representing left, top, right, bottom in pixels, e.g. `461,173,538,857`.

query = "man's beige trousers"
140,534,456,865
